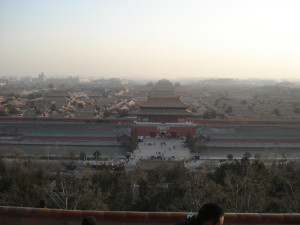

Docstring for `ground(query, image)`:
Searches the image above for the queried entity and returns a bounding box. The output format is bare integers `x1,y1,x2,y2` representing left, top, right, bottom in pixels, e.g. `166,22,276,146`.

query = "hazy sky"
1,0,300,80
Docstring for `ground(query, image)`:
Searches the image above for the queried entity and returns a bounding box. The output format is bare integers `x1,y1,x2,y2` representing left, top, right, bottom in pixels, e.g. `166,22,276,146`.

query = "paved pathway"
134,137,192,160
125,137,198,170
125,137,300,171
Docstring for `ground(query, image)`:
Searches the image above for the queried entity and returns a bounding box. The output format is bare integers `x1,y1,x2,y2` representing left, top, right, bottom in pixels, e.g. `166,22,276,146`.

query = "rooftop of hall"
149,79,177,98
135,108,192,116
153,79,174,89
139,97,188,108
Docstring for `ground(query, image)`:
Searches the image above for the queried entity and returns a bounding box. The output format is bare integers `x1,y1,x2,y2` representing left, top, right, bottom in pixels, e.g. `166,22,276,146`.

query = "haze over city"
1,0,300,81
1,1,300,218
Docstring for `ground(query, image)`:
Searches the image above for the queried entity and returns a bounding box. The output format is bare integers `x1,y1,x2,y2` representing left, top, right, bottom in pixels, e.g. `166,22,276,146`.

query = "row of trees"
186,132,197,153
0,155,299,213
129,129,138,152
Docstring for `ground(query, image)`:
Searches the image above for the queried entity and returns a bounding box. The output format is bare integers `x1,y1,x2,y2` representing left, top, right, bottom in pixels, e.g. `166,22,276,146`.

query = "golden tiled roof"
150,79,176,98
139,97,188,108
136,109,191,116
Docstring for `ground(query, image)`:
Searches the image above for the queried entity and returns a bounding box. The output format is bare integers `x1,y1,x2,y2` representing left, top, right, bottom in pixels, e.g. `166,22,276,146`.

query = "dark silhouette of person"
40,199,47,208
175,203,224,225
82,216,97,225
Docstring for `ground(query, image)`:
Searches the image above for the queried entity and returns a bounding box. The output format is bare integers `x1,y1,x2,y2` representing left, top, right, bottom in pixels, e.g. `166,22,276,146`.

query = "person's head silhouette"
195,203,224,225
82,216,97,225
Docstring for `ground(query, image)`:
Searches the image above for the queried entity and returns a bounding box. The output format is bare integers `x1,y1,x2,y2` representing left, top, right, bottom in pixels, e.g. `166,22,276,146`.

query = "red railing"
1,206,300,225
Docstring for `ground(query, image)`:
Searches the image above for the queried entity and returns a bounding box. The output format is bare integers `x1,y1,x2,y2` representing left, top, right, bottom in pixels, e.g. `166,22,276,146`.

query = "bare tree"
12,147,23,159
283,175,300,212
48,176,96,210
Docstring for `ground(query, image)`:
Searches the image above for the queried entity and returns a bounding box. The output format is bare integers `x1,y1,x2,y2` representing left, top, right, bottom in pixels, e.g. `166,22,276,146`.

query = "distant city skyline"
1,0,300,80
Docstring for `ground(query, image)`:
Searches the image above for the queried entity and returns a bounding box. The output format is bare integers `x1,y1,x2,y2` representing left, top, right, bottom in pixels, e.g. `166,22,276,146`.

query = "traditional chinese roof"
136,79,192,118
150,79,176,98
136,109,192,116
139,97,188,108
150,90,177,98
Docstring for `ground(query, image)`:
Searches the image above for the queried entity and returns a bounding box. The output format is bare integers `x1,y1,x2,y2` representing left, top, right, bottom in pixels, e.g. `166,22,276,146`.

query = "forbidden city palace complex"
133,79,196,137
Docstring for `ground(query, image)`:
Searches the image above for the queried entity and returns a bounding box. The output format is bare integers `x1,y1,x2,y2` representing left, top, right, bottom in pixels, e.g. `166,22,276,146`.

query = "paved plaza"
134,137,192,161
125,137,201,170
125,136,300,171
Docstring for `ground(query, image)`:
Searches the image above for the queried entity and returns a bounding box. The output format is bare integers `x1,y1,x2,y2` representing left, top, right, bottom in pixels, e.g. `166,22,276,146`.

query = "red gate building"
133,79,196,137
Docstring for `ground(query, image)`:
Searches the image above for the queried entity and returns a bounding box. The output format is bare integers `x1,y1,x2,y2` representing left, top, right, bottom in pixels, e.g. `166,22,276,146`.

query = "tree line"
0,154,299,213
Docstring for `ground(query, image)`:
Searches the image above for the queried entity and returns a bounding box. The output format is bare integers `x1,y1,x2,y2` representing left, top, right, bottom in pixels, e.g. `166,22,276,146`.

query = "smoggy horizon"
1,0,300,81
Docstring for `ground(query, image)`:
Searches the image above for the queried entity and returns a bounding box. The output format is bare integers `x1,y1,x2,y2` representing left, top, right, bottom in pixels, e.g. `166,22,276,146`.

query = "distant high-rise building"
38,72,45,82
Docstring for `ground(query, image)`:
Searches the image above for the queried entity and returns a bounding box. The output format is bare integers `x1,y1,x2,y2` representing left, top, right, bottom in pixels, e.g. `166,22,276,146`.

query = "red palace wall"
131,125,196,137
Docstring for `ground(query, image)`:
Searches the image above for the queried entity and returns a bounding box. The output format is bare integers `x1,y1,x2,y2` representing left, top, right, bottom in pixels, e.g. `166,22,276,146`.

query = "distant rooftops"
138,80,188,108
150,79,176,98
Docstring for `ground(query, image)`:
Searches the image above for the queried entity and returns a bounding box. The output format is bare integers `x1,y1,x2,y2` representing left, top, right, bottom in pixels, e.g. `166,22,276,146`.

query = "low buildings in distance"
1,75,300,122
1,75,300,170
